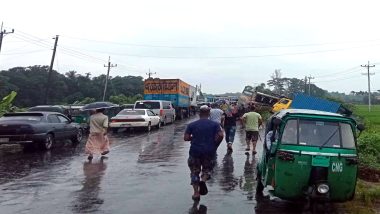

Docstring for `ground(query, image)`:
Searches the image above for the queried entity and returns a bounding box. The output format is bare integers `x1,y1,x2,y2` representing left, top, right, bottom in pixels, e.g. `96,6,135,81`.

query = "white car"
109,109,161,133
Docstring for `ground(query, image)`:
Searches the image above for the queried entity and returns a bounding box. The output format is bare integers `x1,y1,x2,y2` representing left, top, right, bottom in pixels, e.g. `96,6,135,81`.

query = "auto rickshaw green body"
257,109,360,202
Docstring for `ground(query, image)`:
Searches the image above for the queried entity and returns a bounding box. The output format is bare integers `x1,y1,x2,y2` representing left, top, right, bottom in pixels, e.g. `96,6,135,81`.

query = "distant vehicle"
0,112,83,150
122,104,135,110
28,105,70,115
134,100,175,125
109,109,161,132
143,78,196,119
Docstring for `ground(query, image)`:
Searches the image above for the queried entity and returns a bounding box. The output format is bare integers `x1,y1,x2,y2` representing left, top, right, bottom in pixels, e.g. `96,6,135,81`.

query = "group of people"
184,102,262,201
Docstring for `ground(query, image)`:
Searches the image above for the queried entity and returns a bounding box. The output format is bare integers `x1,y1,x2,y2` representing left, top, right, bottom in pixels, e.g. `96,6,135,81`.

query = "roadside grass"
344,105,380,214
344,180,380,214
355,105,380,130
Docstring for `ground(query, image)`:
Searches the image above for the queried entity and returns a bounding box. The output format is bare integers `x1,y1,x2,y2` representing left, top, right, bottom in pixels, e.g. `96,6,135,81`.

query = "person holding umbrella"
85,108,110,160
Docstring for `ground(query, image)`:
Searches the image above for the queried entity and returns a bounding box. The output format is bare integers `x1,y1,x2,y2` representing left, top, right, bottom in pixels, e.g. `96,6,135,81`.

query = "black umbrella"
81,102,119,111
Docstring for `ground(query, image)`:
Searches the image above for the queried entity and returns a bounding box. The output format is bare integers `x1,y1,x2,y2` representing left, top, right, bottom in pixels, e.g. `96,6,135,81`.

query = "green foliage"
357,133,380,169
76,97,96,104
354,105,380,170
109,94,143,105
0,91,17,116
0,66,144,107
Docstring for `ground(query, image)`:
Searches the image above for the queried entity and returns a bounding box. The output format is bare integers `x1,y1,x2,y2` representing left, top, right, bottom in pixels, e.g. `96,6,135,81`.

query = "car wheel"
172,115,175,123
146,122,152,132
162,117,167,126
72,128,83,144
40,133,54,150
156,121,161,129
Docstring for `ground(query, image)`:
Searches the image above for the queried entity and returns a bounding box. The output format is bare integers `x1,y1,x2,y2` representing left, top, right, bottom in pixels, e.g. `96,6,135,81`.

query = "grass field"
354,105,380,130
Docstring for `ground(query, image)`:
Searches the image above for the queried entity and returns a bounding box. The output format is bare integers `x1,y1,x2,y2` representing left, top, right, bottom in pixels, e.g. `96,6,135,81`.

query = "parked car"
134,100,175,125
28,105,70,116
109,109,161,132
0,112,83,150
122,104,135,110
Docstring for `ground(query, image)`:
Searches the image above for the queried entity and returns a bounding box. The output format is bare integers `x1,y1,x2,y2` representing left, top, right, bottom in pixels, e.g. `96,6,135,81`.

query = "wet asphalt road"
0,117,342,214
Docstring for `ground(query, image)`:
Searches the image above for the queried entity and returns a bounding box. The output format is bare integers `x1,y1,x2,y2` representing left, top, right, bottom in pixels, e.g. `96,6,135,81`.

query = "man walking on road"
184,105,224,201
242,106,262,154
223,104,239,152
209,103,224,126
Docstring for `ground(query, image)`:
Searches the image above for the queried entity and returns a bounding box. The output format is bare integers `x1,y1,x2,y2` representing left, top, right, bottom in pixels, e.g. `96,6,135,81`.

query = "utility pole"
44,35,59,104
0,22,15,54
102,56,117,101
307,75,314,95
304,76,308,93
361,61,375,112
146,69,156,79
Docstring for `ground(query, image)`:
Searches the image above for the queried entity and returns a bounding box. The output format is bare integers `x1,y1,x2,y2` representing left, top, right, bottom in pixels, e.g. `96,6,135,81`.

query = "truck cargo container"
143,78,193,119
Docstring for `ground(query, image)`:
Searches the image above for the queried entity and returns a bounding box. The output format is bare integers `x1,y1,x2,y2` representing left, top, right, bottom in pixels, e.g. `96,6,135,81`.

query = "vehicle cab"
257,109,364,203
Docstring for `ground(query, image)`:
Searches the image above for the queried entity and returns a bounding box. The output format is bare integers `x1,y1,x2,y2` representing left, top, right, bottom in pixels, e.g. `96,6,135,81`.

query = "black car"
28,105,70,115
0,112,83,150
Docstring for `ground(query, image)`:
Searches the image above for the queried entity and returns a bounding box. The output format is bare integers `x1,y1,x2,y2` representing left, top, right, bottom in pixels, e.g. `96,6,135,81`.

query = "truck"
272,93,352,116
143,78,196,119
240,85,352,115
239,85,282,107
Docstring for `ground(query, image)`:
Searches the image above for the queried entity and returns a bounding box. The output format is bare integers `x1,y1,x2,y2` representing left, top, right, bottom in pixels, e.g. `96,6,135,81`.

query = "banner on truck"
144,79,190,96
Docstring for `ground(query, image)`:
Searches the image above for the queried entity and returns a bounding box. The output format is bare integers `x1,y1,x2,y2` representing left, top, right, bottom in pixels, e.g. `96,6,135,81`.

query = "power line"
361,61,375,112
58,43,380,59
61,35,380,49
313,66,361,78
314,74,362,83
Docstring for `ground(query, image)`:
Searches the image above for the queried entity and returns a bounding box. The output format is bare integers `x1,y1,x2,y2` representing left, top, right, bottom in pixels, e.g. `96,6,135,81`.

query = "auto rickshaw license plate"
311,156,330,167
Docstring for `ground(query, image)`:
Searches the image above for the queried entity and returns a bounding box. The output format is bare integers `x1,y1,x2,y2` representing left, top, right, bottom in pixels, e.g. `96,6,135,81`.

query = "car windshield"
281,119,355,149
135,102,160,109
118,110,145,115
0,115,42,121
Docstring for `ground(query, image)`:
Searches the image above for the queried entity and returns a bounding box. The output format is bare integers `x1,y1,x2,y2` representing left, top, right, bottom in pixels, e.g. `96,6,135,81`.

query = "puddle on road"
0,119,346,214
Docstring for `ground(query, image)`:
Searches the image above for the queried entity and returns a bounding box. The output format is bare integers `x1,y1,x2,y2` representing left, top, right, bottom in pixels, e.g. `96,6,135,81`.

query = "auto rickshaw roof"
275,109,344,119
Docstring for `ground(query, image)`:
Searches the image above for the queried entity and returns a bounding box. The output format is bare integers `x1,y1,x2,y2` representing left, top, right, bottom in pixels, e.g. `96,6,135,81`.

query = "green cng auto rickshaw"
256,109,364,205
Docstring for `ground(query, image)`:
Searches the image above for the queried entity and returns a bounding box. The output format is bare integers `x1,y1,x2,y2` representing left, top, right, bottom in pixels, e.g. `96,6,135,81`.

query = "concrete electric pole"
102,56,117,101
44,35,59,104
361,61,375,112
146,69,156,79
307,76,315,95
0,22,14,54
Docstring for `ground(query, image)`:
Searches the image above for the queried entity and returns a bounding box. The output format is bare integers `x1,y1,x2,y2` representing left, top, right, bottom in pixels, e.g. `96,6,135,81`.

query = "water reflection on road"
72,160,107,213
0,118,344,214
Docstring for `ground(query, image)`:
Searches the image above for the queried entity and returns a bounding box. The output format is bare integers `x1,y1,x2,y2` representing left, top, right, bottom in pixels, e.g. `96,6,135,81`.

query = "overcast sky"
1,0,380,94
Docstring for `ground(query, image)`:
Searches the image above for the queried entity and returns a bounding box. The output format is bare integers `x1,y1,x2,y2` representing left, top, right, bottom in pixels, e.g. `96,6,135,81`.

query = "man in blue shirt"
184,105,224,201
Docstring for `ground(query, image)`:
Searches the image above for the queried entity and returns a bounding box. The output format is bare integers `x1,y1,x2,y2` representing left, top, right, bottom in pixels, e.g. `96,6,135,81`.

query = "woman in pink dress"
85,108,110,160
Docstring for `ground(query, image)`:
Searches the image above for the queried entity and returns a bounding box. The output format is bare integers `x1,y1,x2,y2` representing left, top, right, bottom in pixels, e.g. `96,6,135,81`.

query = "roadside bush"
358,133,380,169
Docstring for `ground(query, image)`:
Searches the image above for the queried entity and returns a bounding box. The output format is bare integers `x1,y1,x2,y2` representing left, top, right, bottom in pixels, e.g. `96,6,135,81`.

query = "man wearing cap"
184,105,224,201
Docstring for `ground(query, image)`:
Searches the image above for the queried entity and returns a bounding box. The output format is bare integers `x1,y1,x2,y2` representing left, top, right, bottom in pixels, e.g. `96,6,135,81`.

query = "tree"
267,69,285,95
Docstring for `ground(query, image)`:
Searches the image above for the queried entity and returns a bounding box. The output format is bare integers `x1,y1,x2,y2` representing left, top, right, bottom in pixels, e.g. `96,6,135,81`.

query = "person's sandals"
199,181,208,195
245,147,250,151
252,150,257,155
101,151,110,156
87,155,93,161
